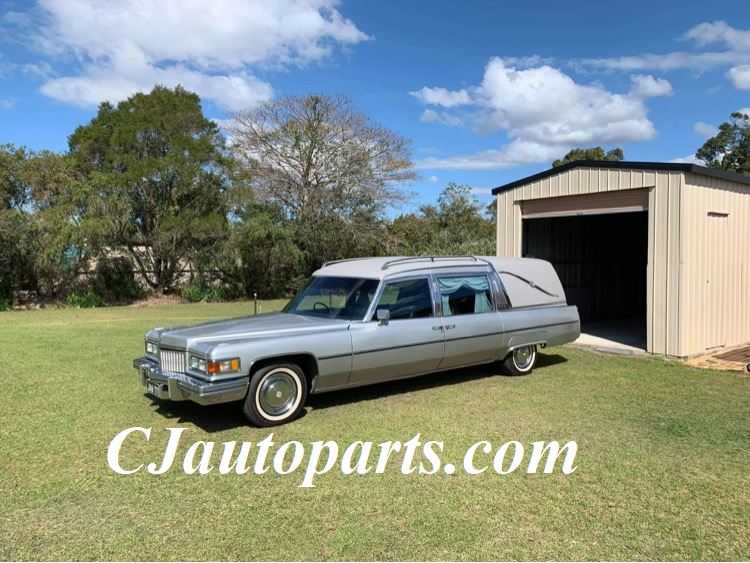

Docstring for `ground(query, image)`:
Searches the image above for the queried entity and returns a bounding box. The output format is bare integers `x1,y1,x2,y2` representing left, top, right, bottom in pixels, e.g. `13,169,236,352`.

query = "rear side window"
375,278,434,320
437,275,494,316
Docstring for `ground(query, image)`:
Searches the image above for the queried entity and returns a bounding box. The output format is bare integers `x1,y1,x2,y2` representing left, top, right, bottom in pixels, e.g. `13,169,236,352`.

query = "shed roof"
491,160,750,195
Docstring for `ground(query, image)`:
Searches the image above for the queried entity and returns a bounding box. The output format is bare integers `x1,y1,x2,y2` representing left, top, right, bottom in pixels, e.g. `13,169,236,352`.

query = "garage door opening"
522,211,648,351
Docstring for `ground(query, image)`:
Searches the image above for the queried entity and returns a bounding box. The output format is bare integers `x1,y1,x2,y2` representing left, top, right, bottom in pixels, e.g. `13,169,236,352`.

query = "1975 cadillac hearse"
134,256,580,426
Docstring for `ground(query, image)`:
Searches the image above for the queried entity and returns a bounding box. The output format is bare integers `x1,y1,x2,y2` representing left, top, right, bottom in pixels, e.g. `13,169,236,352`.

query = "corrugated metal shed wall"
679,173,750,356
648,171,682,356
496,167,685,356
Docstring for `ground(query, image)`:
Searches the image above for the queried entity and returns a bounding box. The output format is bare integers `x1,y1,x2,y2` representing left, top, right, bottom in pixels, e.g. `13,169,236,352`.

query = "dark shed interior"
522,211,648,323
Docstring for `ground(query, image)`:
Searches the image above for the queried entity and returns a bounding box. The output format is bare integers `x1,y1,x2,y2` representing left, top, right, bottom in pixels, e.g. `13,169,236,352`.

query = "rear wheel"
243,363,307,427
501,345,537,376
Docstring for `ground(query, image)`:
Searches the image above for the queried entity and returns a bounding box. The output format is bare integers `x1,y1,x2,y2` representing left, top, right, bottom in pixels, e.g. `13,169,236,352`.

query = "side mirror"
376,308,390,324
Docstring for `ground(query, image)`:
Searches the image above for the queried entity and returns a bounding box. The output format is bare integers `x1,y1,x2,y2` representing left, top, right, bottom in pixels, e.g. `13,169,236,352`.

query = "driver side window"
375,278,434,320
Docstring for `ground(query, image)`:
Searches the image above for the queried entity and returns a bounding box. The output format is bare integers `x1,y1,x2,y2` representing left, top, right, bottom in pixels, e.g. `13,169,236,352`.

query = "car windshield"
283,276,381,321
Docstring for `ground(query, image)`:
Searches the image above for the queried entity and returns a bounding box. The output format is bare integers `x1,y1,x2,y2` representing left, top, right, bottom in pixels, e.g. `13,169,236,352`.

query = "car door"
348,277,445,385
436,272,505,370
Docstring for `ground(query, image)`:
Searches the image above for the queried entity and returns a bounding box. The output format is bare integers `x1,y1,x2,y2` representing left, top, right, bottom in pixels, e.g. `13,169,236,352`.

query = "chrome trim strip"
353,339,444,356
317,353,351,361
503,321,578,334
382,256,481,270
444,330,505,343
349,321,575,355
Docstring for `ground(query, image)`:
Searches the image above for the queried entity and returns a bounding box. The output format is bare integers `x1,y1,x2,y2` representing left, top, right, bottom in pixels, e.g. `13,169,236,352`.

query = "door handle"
445,324,456,330
432,326,444,331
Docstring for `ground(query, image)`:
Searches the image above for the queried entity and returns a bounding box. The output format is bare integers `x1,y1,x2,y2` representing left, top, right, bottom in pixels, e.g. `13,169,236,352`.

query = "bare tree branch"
226,93,418,223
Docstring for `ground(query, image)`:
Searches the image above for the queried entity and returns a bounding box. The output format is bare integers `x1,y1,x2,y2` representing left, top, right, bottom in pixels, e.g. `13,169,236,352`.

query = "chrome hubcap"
514,346,533,369
259,372,297,416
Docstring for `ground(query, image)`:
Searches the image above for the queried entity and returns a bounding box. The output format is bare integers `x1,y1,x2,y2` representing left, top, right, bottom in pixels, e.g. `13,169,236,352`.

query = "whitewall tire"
243,363,307,427
501,345,537,376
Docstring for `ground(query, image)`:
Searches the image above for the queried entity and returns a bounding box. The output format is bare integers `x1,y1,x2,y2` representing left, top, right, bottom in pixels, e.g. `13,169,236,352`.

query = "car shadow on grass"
148,396,250,433
146,352,569,432
536,353,568,369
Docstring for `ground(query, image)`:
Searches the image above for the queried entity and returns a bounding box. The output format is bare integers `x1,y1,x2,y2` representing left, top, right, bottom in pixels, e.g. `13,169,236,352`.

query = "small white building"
493,160,750,357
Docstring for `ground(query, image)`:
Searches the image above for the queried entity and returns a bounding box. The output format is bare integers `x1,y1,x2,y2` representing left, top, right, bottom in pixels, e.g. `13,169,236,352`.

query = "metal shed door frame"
521,188,650,219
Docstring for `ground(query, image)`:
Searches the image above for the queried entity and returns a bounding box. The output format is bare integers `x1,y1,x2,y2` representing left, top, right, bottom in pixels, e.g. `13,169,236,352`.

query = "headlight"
189,355,207,373
208,358,240,374
146,342,158,355
189,355,239,374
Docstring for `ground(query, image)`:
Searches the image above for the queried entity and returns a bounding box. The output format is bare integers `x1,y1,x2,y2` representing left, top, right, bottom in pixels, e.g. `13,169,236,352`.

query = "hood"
150,312,349,350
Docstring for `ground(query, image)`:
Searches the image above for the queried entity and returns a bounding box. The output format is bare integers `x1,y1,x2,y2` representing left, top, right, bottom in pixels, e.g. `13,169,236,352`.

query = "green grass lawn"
1,302,749,561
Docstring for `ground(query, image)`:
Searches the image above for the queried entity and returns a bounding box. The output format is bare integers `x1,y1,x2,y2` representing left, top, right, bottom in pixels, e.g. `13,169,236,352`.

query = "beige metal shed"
493,161,750,357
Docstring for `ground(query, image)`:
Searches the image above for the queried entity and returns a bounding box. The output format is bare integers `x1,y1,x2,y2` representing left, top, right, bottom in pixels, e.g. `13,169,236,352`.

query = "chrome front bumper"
133,357,249,406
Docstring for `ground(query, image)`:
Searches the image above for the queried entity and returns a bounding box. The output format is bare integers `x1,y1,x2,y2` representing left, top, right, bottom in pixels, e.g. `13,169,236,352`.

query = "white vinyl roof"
313,256,563,303
313,256,488,280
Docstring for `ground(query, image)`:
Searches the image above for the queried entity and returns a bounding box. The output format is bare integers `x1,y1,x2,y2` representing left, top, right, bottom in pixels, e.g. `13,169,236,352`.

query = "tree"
68,85,232,293
391,183,494,256
552,147,624,168
0,146,94,301
226,93,417,268
0,144,33,302
228,201,304,298
696,112,750,176
23,150,92,296
433,182,493,234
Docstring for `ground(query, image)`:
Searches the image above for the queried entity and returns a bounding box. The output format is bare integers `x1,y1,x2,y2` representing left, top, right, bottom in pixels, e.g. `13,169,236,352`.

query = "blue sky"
1,0,749,212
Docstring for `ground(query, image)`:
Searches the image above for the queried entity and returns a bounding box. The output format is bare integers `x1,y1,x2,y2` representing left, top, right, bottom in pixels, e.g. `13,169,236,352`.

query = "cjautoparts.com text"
108,428,578,487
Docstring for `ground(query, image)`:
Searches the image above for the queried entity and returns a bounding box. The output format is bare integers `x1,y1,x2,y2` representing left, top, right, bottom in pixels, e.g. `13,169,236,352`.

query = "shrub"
92,257,144,303
181,284,224,303
67,291,105,309
0,297,10,312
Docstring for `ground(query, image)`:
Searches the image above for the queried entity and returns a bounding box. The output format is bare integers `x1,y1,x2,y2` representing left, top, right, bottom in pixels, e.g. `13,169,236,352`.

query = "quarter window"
375,278,434,320
438,275,493,316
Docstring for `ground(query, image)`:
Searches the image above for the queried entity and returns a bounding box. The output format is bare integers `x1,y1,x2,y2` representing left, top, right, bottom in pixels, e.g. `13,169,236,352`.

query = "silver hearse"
134,256,580,426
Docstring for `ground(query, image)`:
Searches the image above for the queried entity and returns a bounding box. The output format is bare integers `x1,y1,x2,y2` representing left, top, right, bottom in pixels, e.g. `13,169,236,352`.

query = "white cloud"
428,175,439,183
577,51,746,73
411,21,750,172
630,74,673,98
420,109,463,127
669,154,701,165
739,107,750,116
681,21,750,51
417,140,568,171
40,62,275,110
25,0,370,110
477,60,666,142
21,62,53,79
410,87,471,108
727,65,750,90
694,121,719,139
0,98,15,109
413,58,670,170
577,21,750,95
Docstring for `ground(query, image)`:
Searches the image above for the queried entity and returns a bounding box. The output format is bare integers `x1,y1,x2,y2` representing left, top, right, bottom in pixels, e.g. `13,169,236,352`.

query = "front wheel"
501,345,537,376
243,363,308,427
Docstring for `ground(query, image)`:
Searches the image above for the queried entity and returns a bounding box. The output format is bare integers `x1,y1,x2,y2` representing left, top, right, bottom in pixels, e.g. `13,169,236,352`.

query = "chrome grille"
159,349,185,373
